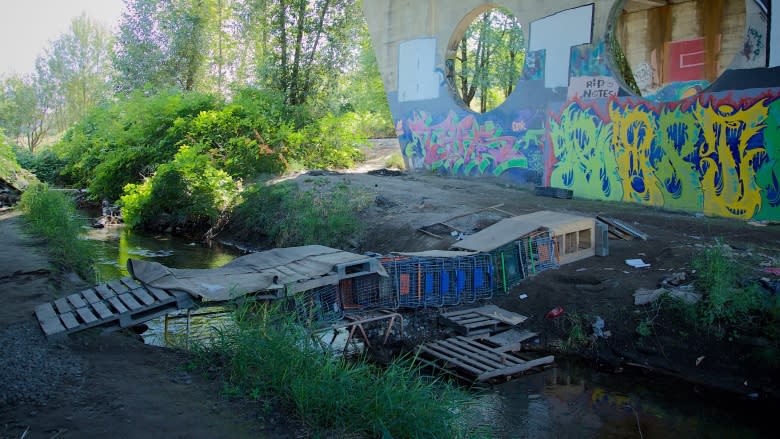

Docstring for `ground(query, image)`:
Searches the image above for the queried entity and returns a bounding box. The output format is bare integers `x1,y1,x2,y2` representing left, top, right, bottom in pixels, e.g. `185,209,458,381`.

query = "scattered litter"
576,268,587,272
519,294,528,300
696,356,705,366
763,267,780,276
603,267,615,271
760,278,780,295
602,330,611,338
626,258,651,268
633,286,702,305
660,272,688,287
597,216,648,240
545,306,564,319
638,252,646,256
592,316,605,337
623,271,630,274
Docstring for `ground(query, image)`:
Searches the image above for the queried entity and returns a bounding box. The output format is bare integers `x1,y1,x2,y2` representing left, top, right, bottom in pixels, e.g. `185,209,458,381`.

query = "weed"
18,183,95,281
636,318,653,337
384,152,406,170
190,303,478,437
562,313,593,351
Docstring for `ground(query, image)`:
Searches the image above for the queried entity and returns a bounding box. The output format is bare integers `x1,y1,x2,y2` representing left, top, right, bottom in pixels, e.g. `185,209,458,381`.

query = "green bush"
231,180,370,248
14,147,66,184
120,145,238,234
18,183,94,280
191,304,473,438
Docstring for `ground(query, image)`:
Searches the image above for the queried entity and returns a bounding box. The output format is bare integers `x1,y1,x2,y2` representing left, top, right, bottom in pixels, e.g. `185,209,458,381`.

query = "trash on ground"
661,271,688,287
545,306,564,319
519,293,528,300
763,267,780,276
696,356,705,366
596,216,648,240
760,278,780,295
533,186,573,199
626,258,651,268
576,268,587,272
592,316,605,338
633,286,702,305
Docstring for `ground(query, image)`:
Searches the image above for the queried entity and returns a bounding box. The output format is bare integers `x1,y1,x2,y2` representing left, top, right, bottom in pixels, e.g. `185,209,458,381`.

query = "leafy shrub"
14,147,67,184
285,113,365,170
18,183,94,280
231,180,370,248
120,146,238,234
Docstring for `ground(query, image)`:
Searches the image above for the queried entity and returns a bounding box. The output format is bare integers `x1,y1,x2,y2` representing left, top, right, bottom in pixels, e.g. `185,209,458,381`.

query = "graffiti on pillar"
771,0,779,67
528,4,593,88
400,111,545,177
548,93,780,219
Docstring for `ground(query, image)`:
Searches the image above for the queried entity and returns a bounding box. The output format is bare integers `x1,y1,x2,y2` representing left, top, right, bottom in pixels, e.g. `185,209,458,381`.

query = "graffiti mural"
549,93,780,219
401,111,544,177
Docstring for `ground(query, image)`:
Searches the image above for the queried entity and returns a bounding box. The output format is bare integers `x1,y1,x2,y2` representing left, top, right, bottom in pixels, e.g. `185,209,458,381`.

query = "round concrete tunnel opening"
445,5,525,113
608,0,748,102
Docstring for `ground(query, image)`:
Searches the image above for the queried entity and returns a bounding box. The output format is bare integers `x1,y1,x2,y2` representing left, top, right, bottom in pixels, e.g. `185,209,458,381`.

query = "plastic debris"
592,316,605,337
626,258,651,268
545,306,564,319
519,294,528,300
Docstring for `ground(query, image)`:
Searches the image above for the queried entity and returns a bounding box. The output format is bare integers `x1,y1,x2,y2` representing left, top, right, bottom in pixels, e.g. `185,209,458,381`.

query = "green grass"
384,153,406,170
692,243,764,337
231,180,371,248
561,312,593,351
190,304,477,438
18,183,95,281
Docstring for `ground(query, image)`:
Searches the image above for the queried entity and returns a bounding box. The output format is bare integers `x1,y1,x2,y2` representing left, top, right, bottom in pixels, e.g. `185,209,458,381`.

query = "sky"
0,0,125,77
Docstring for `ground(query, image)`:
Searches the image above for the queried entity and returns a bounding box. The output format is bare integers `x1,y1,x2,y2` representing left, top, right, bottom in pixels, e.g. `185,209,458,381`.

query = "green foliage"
692,244,764,337
0,132,38,191
14,147,66,184
120,145,238,233
561,312,593,351
18,183,94,281
287,113,366,170
385,152,406,170
191,303,474,438
231,180,370,248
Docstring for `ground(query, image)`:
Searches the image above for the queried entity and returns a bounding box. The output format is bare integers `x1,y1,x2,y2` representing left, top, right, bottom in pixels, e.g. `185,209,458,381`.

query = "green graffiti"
550,102,622,201
754,98,780,220
655,105,703,211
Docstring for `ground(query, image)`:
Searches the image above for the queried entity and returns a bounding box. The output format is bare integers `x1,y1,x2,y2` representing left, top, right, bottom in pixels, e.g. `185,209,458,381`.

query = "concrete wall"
362,0,780,221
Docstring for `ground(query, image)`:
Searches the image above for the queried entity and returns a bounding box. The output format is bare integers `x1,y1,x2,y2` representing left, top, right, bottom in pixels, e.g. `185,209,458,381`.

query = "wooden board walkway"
419,335,554,382
35,276,194,337
439,305,527,336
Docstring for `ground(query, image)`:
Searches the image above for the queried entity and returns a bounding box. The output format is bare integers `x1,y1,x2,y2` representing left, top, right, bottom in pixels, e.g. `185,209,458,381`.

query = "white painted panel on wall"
398,38,440,102
529,5,593,88
771,1,779,67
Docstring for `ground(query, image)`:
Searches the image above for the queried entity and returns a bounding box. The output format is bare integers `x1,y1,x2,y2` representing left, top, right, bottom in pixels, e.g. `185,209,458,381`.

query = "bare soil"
2,138,780,438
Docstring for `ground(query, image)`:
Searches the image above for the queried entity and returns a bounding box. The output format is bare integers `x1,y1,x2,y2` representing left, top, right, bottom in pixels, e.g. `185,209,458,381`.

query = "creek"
83,225,772,438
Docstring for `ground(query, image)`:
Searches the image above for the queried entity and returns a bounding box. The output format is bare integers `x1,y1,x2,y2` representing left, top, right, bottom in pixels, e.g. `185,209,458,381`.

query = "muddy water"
83,226,772,437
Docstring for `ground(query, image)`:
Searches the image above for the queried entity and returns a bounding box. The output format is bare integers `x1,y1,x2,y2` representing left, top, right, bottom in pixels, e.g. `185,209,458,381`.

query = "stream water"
83,226,773,438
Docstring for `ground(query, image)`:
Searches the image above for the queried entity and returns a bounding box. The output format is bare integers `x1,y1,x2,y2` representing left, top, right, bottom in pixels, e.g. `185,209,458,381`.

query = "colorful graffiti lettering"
549,94,780,219
402,111,542,177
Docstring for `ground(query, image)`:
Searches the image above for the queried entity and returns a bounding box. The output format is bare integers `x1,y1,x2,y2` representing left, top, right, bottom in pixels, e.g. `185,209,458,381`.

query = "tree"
0,76,49,152
36,13,114,131
113,0,213,94
453,8,525,113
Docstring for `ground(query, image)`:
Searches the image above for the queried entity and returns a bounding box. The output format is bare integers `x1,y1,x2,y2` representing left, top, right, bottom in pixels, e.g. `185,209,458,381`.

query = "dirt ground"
2,138,780,438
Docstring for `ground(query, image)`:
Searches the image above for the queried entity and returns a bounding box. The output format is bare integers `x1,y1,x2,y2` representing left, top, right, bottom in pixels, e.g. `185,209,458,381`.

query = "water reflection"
476,359,770,438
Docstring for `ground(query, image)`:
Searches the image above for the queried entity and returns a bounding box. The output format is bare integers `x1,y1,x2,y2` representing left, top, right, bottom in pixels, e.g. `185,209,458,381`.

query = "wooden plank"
420,345,485,376
81,288,101,304
484,329,538,347
436,339,508,369
441,308,483,318
76,307,99,324
120,276,143,289
117,293,142,310
129,287,155,306
473,305,527,325
107,279,131,295
477,356,555,382
67,293,87,309
53,298,71,314
35,303,66,336
106,296,129,314
452,337,522,366
90,301,114,319
59,312,79,329
94,284,116,300
145,286,171,301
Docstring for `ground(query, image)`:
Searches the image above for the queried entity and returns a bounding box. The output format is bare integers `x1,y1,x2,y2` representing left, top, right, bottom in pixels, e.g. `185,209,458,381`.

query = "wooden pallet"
439,305,527,336
419,335,553,382
35,276,194,337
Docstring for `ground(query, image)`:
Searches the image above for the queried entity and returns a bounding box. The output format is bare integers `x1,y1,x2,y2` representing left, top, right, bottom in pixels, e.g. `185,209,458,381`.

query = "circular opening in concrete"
446,6,525,113
608,0,748,102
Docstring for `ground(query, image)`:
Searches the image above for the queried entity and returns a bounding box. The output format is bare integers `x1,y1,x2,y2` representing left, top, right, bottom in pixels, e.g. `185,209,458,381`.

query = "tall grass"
18,183,95,281
191,304,476,438
231,180,371,248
